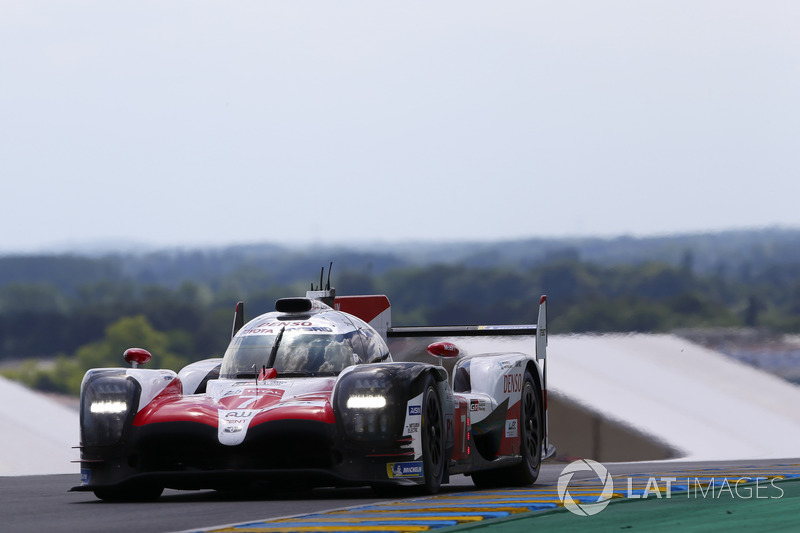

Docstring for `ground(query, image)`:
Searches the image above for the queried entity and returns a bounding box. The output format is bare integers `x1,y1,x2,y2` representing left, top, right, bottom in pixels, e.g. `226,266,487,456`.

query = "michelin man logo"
557,459,614,516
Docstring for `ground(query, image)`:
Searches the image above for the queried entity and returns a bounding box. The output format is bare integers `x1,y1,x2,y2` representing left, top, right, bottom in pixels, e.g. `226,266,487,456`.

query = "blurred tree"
75,315,186,371
2,316,190,396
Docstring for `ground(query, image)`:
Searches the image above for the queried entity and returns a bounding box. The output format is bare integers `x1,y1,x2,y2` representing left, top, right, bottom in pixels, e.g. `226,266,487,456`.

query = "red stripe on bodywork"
133,383,336,427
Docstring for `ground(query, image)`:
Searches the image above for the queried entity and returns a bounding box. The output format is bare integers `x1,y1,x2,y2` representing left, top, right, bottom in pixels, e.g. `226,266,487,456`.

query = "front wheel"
420,376,445,494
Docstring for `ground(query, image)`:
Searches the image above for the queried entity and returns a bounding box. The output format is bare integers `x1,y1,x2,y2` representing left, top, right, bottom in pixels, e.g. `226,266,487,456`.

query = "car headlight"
336,369,397,442
81,373,140,447
346,394,387,409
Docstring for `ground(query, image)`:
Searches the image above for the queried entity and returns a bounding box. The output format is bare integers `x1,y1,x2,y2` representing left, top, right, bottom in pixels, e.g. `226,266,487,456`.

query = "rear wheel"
421,376,445,494
472,370,542,488
513,370,543,484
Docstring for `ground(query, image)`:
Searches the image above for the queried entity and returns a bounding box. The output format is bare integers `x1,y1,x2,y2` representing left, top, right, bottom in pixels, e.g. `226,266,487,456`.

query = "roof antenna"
305,263,336,307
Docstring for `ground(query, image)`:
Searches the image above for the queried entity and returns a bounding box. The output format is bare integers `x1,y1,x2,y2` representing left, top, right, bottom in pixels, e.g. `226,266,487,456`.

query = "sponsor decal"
253,321,314,328
242,326,334,335
218,409,259,446
261,380,290,387
470,399,486,412
387,461,424,478
80,468,91,486
241,321,336,335
497,360,514,370
505,419,519,438
503,372,522,393
242,384,288,392
225,410,257,419
403,393,424,458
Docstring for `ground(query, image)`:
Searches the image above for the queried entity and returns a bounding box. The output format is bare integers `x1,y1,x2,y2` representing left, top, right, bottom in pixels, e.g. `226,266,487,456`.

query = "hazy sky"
2,1,799,253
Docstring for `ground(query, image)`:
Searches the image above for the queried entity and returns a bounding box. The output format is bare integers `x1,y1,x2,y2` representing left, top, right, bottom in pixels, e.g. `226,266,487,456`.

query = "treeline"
3,230,800,395
5,228,800,291
2,257,799,363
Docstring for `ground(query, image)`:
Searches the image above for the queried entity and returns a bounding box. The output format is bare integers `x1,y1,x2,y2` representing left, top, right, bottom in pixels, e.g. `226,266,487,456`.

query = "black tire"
472,369,542,488
513,370,543,484
93,484,163,502
420,376,445,494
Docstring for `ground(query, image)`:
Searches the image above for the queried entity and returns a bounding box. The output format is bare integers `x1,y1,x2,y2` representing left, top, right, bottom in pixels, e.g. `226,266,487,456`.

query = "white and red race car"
72,280,553,501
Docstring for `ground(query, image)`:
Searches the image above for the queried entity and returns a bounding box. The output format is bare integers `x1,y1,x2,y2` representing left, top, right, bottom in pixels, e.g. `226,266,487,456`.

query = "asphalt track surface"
3,458,798,533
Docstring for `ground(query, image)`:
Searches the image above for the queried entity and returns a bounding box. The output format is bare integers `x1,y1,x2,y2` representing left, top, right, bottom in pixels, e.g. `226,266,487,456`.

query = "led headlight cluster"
345,394,387,409
81,374,139,447
337,370,396,442
89,400,129,414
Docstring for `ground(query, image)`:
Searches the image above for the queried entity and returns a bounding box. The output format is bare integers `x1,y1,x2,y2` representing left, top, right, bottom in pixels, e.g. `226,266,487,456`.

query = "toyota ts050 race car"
72,280,554,501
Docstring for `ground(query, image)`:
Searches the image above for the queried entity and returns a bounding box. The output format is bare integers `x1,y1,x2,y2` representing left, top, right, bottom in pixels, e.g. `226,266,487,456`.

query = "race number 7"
236,396,259,409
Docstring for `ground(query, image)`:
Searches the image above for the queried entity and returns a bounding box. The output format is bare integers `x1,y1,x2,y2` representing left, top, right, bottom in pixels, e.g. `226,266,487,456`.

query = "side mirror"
427,342,460,359
123,348,152,368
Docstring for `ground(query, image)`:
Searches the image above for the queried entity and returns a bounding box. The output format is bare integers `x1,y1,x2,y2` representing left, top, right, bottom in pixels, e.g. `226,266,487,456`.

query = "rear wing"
385,295,547,362
386,297,548,403
387,325,538,336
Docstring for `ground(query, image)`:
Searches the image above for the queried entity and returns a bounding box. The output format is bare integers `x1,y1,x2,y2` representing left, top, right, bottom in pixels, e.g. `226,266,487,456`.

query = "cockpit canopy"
219,309,391,379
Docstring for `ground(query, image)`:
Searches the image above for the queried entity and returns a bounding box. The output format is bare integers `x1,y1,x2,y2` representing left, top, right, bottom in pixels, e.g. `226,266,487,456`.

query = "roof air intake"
275,298,314,314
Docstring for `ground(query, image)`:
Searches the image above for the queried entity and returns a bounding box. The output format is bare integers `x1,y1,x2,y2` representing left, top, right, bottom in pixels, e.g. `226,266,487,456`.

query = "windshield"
220,331,357,378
